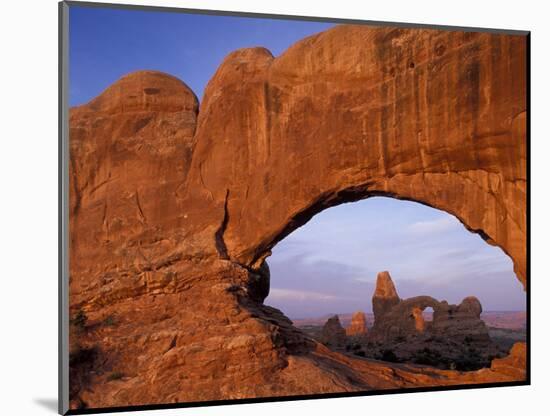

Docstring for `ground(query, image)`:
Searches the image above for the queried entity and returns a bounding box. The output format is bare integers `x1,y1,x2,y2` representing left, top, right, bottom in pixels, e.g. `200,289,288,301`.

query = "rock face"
68,25,527,409
320,315,348,347
490,343,527,379
367,272,500,370
372,271,401,318
69,70,200,307
346,311,368,336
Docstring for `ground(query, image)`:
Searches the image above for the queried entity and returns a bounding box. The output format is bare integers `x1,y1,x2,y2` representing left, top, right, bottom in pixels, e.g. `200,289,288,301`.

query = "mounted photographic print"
58,1,530,414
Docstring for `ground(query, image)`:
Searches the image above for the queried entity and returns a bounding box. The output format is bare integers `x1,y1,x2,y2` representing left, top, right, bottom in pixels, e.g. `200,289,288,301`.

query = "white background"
1,0,547,415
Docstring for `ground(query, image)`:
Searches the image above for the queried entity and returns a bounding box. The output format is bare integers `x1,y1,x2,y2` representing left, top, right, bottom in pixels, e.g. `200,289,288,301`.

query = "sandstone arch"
364,272,499,370
369,272,491,344
68,25,527,409
183,25,527,286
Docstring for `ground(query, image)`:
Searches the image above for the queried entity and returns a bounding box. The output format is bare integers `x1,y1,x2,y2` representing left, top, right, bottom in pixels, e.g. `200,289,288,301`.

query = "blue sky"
69,6,525,318
69,6,333,105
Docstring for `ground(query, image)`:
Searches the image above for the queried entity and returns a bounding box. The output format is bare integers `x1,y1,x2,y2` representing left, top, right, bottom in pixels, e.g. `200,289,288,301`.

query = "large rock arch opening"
264,195,522,324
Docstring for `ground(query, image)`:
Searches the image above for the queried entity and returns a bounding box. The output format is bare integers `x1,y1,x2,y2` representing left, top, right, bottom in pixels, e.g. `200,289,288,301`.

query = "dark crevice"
135,190,147,224
263,81,272,159
215,189,230,259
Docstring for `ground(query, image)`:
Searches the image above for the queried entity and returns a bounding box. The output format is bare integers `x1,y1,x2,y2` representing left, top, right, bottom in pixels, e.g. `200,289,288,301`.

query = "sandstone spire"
372,271,401,318
346,311,368,336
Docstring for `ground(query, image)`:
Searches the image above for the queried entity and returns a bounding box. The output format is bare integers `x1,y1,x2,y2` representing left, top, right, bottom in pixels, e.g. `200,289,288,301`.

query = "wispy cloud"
269,288,342,302
407,217,460,235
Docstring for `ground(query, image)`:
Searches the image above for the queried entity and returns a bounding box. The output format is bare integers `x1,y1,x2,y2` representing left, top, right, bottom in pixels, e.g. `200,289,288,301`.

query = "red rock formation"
184,26,527,287
367,272,500,370
490,342,527,379
69,70,199,307
372,271,401,318
320,315,348,347
68,25,527,409
346,311,368,336
411,307,426,332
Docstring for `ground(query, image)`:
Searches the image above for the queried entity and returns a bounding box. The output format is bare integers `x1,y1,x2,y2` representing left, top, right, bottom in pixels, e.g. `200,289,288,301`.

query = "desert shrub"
107,371,124,381
380,349,399,362
453,349,490,371
226,285,241,293
345,343,362,352
103,315,116,327
454,359,480,371
69,345,97,367
412,348,443,367
71,309,88,330
69,342,102,406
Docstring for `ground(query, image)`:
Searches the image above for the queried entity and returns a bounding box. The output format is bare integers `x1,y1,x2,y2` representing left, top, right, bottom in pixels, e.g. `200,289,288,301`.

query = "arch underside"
243,185,517,281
